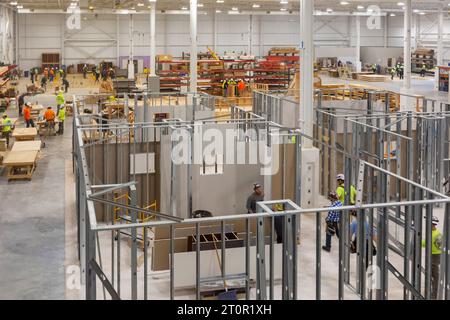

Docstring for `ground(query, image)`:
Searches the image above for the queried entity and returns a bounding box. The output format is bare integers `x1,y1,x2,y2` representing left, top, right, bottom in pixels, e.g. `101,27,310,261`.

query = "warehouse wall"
16,12,450,71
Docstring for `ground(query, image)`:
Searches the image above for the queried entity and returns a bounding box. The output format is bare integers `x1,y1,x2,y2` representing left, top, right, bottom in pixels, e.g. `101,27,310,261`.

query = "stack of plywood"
358,74,389,82
269,47,300,55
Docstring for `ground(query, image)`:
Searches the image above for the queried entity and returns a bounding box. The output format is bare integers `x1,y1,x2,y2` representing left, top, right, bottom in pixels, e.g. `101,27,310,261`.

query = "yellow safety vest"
336,184,357,205
422,229,443,255
58,107,66,121
2,117,12,133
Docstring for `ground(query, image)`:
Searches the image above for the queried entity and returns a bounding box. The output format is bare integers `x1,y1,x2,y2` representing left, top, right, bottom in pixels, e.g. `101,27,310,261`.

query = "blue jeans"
325,222,340,248
26,119,35,128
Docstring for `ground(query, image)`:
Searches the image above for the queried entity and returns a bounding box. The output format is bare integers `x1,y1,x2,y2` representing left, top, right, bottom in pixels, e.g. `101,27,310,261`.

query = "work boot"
322,246,331,252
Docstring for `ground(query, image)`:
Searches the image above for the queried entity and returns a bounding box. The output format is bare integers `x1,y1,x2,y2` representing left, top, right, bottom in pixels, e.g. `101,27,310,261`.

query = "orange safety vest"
23,107,31,121
44,109,55,121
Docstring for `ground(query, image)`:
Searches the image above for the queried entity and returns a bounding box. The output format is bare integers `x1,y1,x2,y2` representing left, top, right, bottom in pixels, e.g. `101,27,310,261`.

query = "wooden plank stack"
358,74,389,82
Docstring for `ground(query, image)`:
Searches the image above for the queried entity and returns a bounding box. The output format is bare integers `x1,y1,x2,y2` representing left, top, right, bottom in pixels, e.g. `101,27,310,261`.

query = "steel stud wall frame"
74,89,450,300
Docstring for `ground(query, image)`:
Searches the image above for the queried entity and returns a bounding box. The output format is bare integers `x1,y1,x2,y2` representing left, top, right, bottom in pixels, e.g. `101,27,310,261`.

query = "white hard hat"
425,216,439,225
336,174,345,181
25,102,32,107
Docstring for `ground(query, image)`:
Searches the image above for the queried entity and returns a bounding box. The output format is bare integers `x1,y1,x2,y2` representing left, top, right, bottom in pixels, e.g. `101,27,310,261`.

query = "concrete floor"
322,74,449,102
0,75,445,300
0,109,74,299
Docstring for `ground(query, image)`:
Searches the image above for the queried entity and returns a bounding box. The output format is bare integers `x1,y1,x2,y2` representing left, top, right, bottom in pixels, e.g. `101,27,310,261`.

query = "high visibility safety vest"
336,184,357,205
2,117,12,133
58,107,66,121
57,93,65,106
422,229,443,255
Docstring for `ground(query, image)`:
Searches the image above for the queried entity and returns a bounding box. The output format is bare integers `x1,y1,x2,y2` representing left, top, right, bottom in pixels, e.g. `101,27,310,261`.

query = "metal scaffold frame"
73,89,450,300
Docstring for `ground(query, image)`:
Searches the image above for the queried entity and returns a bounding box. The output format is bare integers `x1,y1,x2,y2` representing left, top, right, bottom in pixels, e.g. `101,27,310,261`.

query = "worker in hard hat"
246,183,264,214
44,106,56,134
57,103,66,135
420,63,427,77
23,102,35,128
336,173,357,205
422,216,443,299
322,191,343,252
56,90,65,117
1,114,13,148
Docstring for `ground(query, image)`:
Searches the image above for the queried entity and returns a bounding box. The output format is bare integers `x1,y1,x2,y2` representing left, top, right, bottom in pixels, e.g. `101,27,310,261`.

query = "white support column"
15,10,19,66
384,14,388,48
347,16,351,46
61,15,65,66
437,7,444,67
128,14,135,79
213,10,218,52
356,15,361,72
299,0,320,209
415,13,420,49
116,15,120,67
248,15,253,55
190,0,198,93
150,3,156,76
299,0,314,146
403,0,412,89
164,15,168,53
259,16,263,56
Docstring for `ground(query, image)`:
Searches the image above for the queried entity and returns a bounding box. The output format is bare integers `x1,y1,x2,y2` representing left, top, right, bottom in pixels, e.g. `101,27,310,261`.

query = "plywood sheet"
11,141,41,152
3,150,38,166
12,128,38,138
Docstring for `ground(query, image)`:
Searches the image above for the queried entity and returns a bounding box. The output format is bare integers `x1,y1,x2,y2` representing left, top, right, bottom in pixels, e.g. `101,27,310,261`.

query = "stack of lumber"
358,74,389,82
99,80,114,94
269,47,300,55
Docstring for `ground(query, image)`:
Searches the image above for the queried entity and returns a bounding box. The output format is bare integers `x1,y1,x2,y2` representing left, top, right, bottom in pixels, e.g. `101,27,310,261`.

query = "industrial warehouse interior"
1,0,450,304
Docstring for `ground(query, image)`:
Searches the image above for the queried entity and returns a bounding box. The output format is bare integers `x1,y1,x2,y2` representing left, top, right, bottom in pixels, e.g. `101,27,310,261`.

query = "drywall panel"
130,153,156,174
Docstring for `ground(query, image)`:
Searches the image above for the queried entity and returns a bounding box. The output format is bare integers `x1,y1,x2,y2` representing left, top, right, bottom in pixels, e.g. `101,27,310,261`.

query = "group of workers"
245,172,443,300
30,67,70,93
389,63,405,80
20,90,66,134
83,64,116,83
221,79,247,97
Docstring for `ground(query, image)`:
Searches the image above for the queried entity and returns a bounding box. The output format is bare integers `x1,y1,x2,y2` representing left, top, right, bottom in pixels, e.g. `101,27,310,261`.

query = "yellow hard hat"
274,204,284,211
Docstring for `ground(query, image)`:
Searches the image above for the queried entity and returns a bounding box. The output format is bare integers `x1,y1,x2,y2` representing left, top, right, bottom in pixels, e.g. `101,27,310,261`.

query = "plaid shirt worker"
326,200,343,222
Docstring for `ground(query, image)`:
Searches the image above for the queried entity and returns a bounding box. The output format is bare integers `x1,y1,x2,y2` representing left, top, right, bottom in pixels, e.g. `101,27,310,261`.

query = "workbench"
12,127,38,141
31,105,44,116
36,119,61,136
3,150,39,181
11,140,42,152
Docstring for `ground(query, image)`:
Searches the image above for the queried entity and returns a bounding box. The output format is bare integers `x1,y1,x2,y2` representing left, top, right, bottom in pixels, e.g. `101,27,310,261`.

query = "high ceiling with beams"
1,0,450,13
